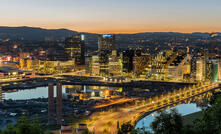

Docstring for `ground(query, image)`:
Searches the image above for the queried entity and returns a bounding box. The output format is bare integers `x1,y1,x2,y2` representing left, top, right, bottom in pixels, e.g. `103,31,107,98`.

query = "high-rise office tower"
205,60,218,82
98,34,116,51
99,50,111,75
196,58,205,81
208,33,218,58
218,59,221,81
122,49,141,73
109,50,122,76
85,56,92,74
65,34,85,65
98,34,116,75
91,56,100,76
48,83,55,125
56,83,62,125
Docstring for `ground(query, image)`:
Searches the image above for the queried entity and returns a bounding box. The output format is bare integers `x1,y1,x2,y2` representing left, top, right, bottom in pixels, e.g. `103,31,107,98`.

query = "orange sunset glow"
0,0,221,33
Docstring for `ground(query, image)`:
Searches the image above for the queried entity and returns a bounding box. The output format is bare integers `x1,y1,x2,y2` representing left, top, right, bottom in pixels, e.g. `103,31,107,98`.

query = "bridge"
131,83,220,125
87,83,220,134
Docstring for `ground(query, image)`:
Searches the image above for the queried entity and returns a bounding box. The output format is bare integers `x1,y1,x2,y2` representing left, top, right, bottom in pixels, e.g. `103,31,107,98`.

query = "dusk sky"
1,0,221,33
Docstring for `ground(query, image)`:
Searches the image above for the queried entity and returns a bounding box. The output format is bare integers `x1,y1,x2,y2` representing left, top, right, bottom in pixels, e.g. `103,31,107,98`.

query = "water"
3,86,66,100
2,85,204,131
135,103,201,132
3,85,119,100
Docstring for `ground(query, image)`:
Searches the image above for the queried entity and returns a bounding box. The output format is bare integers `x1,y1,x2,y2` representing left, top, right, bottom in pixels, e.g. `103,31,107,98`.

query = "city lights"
0,1,221,133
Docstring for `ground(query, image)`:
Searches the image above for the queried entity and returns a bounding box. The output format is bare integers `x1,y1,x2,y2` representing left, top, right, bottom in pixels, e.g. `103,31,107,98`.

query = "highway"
87,83,220,134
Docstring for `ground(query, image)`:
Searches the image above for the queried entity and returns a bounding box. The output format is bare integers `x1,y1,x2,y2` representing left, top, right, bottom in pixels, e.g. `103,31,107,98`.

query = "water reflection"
135,103,201,132
135,90,216,132
4,86,65,100
3,85,121,100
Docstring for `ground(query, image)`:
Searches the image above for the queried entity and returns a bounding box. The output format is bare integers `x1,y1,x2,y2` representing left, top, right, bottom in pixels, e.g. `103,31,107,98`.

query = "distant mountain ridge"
135,32,221,37
0,26,220,41
0,26,78,41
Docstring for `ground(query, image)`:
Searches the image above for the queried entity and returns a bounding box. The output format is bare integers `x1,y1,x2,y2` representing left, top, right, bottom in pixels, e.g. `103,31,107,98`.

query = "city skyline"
1,0,221,33
1,1,221,134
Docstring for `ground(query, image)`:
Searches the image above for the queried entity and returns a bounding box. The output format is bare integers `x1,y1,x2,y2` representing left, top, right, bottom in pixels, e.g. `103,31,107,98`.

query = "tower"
65,34,85,65
205,60,218,82
98,34,116,51
196,58,205,81
98,34,116,75
56,83,62,125
209,33,218,58
48,83,55,125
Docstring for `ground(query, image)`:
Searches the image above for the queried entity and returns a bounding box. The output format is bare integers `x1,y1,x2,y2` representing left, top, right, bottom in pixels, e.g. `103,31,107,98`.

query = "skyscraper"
98,34,116,51
109,50,122,76
122,49,141,73
196,58,205,81
218,59,221,81
91,56,100,76
209,33,218,58
99,50,111,75
98,34,116,75
65,34,85,65
205,60,218,82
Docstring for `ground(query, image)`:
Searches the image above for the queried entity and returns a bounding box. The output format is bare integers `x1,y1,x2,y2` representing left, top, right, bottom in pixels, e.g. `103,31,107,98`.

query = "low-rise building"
76,124,88,134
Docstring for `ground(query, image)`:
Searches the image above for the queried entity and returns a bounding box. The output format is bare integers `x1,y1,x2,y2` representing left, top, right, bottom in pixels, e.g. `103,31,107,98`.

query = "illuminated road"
87,83,220,134
93,98,137,109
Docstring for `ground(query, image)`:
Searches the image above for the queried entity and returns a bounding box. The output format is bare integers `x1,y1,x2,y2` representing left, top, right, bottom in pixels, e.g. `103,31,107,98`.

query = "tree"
150,109,183,134
195,97,221,134
117,120,120,131
16,117,44,134
82,129,90,134
131,129,152,134
1,125,16,134
1,117,46,134
209,91,221,105
118,122,134,134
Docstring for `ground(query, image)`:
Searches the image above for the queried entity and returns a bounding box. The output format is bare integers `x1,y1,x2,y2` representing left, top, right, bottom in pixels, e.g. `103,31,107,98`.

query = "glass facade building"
65,34,85,65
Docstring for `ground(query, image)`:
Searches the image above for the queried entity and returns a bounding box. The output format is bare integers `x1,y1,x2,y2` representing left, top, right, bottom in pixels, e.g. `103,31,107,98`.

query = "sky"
0,0,221,33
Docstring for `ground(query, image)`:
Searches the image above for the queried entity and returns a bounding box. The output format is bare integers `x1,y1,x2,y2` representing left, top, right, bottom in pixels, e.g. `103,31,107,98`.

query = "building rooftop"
0,66,18,73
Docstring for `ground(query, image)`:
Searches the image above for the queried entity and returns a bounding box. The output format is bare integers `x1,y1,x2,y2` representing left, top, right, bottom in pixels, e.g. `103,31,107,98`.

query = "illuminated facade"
98,34,116,51
196,58,205,81
19,59,75,74
98,34,116,75
122,50,139,73
65,34,85,65
85,56,92,74
91,56,100,76
219,59,221,81
109,50,122,76
38,60,75,74
133,55,151,77
166,52,191,81
168,66,178,80
99,50,110,75
19,58,34,71
205,60,218,82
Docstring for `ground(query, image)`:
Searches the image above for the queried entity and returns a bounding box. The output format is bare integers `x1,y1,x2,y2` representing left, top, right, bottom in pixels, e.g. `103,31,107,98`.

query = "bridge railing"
130,83,220,125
